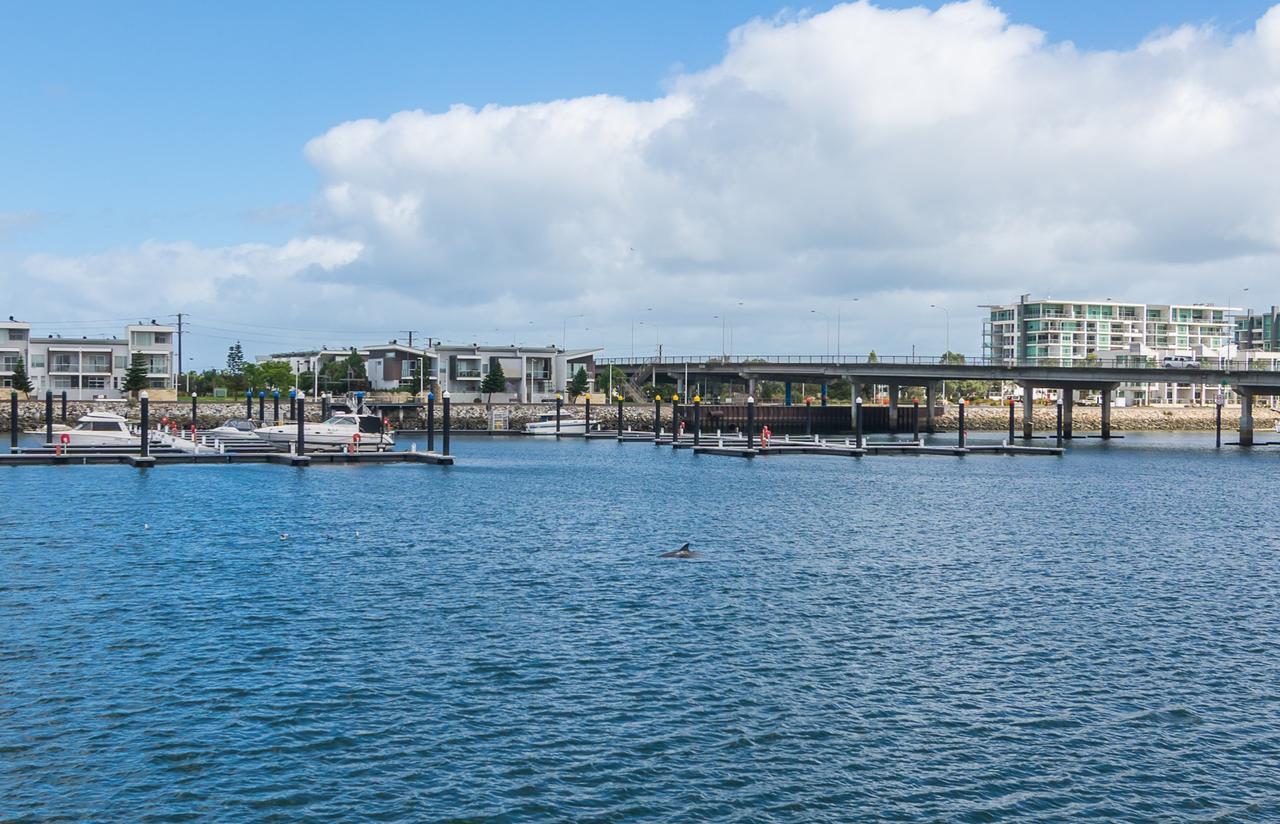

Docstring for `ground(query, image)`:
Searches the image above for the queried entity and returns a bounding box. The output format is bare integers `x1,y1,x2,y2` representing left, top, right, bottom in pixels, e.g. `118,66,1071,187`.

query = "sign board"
213,387,228,398
490,408,509,431
1215,392,1225,405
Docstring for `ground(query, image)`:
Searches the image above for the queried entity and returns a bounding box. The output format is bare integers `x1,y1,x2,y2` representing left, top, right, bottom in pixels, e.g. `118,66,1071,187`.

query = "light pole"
713,315,725,360
836,298,858,361
810,309,831,359
930,304,951,355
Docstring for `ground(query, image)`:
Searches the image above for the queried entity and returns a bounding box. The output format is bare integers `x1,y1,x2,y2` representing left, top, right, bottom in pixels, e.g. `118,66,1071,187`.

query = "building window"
51,354,77,372
84,376,107,389
145,355,169,373
131,331,154,347
7,329,26,341
114,355,127,370
84,354,111,373
31,354,45,369
52,376,78,389
0,354,18,371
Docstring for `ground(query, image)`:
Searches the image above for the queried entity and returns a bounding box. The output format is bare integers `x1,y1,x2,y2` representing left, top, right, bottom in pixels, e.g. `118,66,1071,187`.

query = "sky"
2,0,1279,368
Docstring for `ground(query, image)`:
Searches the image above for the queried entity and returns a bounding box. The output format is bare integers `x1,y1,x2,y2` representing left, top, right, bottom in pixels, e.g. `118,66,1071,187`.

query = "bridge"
600,354,1280,445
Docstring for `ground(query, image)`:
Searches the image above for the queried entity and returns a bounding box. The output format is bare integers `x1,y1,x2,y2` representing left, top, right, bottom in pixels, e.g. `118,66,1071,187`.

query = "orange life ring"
761,426,771,449
60,433,70,445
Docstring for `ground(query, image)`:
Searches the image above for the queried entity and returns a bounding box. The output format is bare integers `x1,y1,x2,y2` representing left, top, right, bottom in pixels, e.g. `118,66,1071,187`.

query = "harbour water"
3,433,1279,820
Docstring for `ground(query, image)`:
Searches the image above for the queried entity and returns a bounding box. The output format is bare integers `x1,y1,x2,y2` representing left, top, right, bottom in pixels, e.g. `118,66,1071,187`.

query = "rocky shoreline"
3,400,1275,433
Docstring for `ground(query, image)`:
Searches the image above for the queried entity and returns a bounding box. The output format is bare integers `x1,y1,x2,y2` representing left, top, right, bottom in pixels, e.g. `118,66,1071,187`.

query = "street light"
930,304,951,355
836,298,858,362
810,309,831,359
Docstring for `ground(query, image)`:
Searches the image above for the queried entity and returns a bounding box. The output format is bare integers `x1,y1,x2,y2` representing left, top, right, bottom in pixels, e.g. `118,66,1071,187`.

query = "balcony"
526,370,551,379
454,370,482,379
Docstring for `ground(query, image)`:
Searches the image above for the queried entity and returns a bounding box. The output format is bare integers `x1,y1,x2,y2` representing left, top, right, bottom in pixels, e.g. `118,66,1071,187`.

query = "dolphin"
659,542,699,559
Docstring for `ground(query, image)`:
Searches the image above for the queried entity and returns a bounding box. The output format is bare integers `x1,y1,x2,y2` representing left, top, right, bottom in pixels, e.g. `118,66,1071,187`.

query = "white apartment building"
0,318,176,399
981,296,1244,405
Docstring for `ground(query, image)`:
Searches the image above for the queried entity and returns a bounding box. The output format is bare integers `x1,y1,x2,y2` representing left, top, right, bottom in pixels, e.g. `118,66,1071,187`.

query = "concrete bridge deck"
604,355,1280,446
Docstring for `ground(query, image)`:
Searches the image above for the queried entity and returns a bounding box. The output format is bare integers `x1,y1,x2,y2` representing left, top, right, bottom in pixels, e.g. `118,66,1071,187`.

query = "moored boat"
61,411,136,447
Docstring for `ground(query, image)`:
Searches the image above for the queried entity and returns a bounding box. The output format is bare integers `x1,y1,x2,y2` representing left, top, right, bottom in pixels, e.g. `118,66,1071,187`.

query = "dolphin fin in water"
659,542,698,559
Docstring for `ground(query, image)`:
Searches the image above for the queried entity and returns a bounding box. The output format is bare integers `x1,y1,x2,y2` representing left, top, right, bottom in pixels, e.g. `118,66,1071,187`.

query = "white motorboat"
62,411,137,447
209,418,259,437
525,412,589,435
255,411,394,448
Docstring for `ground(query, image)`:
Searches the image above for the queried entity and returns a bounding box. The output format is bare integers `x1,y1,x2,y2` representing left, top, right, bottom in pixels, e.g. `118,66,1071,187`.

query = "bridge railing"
595,354,1279,372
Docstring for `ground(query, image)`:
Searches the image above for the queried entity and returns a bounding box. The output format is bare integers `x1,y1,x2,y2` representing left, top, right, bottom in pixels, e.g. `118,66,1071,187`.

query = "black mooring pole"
442,392,451,456
913,399,920,441
427,391,437,450
1056,398,1064,449
616,394,624,441
140,393,150,457
693,396,701,446
9,391,18,451
60,390,67,424
1215,398,1223,449
855,397,864,449
585,395,591,434
191,392,198,428
555,393,562,438
653,395,661,445
258,391,265,425
245,390,253,420
273,390,280,425
296,394,306,455
44,390,53,444
671,394,680,447
958,398,966,449
746,396,756,449
1008,398,1016,443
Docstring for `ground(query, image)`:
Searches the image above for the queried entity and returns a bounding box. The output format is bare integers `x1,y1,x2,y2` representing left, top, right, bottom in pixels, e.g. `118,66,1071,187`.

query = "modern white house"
259,340,601,402
0,317,177,399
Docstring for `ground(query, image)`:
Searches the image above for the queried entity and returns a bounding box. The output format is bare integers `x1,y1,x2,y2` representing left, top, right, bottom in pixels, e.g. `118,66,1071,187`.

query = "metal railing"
595,354,1279,372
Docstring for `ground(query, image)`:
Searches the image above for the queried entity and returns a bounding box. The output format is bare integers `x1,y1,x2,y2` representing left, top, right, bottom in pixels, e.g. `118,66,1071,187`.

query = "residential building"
982,295,1241,405
0,317,176,399
1235,306,1280,353
259,341,600,403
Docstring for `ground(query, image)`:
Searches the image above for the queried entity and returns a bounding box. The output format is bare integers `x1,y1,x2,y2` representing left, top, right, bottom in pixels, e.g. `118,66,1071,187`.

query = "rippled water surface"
3,433,1280,821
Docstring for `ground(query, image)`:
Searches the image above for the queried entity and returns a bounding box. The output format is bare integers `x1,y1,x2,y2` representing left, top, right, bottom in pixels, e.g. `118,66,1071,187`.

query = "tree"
598,365,629,398
258,360,294,389
10,357,33,393
226,342,246,375
123,352,149,394
480,360,507,402
568,366,589,400
867,350,879,363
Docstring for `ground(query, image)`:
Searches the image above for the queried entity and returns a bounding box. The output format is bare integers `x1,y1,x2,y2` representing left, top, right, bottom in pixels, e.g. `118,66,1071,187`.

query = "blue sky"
3,0,1271,254
3,1,1279,364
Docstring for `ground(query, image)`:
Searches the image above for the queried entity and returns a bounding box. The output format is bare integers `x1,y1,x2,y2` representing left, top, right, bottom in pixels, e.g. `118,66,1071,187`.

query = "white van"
1161,355,1200,369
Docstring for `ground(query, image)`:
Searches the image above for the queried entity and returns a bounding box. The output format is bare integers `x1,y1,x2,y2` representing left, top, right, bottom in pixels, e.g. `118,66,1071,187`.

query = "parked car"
1162,355,1200,369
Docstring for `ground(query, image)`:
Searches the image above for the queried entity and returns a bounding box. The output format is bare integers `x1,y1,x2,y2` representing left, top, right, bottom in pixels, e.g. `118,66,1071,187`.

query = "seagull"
280,533,289,541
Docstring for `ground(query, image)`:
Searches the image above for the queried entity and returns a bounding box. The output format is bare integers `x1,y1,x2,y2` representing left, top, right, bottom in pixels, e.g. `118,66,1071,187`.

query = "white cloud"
11,1,1280,360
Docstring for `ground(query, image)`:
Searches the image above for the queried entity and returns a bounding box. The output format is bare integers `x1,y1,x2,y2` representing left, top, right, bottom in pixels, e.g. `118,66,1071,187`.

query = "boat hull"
255,425,394,448
525,420,589,435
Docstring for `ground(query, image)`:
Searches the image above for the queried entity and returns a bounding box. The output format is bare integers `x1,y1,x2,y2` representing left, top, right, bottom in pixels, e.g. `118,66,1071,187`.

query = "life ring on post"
761,425,771,449
351,432,361,453
58,432,70,456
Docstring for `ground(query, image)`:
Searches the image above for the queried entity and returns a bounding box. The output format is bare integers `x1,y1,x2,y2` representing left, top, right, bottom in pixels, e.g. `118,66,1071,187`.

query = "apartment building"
982,296,1240,405
0,318,176,399
1236,306,1280,353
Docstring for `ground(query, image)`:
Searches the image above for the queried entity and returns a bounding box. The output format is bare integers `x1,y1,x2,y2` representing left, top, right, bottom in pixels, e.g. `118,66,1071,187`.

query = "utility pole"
399,330,418,348
174,312,185,393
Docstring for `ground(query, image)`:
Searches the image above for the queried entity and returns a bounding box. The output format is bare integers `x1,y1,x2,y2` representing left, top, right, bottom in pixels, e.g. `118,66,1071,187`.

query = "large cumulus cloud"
10,1,1280,359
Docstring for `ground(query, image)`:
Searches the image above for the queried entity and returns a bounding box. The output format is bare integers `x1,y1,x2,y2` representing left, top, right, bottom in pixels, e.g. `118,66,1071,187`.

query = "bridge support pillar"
887,385,899,433
925,382,937,434
1022,384,1034,439
1101,388,1112,440
1062,390,1074,439
748,378,756,398
785,382,792,406
1239,389,1254,447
